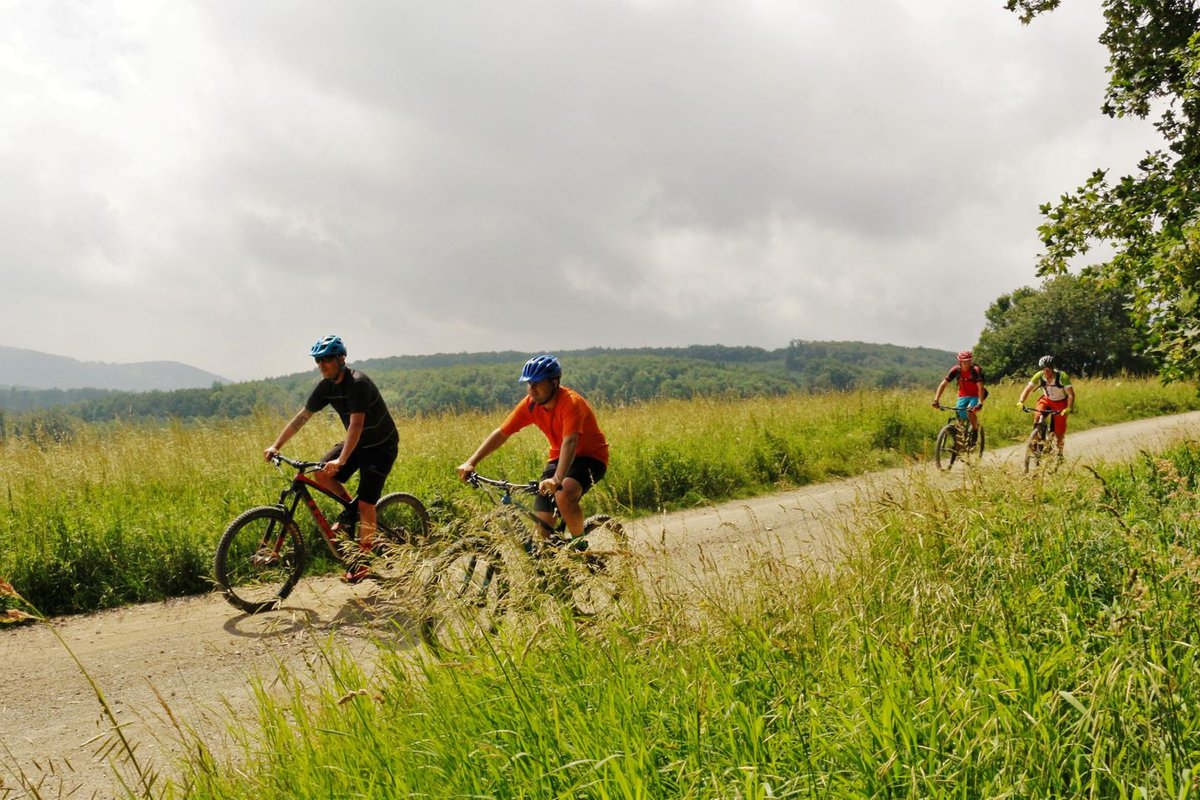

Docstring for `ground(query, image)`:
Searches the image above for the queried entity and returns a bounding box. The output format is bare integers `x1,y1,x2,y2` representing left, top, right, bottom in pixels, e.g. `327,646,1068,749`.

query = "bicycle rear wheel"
374,492,431,547
214,506,306,614
419,536,509,652
935,425,958,470
568,515,633,617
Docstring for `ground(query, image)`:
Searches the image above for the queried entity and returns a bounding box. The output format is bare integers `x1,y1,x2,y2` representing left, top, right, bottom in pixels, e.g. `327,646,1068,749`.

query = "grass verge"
1,378,1196,617
166,440,1200,798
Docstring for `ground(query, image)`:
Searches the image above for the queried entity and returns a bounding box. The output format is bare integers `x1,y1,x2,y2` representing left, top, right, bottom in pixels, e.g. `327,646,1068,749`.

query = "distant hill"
0,346,229,392
0,341,955,423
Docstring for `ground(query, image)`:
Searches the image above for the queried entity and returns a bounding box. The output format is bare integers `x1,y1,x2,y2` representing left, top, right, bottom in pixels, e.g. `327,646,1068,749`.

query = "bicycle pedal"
333,506,360,532
342,564,372,584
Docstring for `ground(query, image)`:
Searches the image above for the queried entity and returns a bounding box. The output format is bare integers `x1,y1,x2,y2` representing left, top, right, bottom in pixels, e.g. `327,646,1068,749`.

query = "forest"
0,340,954,435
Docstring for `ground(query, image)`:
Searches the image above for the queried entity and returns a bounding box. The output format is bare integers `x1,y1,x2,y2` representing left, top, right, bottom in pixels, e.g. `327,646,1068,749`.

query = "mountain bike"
213,453,430,614
419,472,630,650
1022,406,1064,474
933,404,985,470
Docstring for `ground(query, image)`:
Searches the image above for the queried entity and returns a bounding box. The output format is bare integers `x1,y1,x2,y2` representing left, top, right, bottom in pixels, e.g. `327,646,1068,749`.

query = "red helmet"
957,350,973,361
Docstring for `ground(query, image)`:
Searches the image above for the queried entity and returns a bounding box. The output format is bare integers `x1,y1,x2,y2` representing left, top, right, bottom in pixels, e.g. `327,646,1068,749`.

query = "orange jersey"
500,385,609,466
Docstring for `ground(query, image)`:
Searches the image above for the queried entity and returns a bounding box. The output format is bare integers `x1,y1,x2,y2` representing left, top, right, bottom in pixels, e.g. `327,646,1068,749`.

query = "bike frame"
271,455,357,560
1023,405,1062,436
935,404,975,442
465,473,587,548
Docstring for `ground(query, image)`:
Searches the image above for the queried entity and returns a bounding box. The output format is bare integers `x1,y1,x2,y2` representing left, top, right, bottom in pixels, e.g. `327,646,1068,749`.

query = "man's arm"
457,428,510,480
265,408,313,460
1017,381,1035,407
323,412,365,474
932,378,950,406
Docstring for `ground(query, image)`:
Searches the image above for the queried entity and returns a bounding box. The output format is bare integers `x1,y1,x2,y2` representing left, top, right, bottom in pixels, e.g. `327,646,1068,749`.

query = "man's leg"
533,510,558,539
358,499,377,549
554,480,586,537
312,470,350,502
316,442,355,504
354,446,396,551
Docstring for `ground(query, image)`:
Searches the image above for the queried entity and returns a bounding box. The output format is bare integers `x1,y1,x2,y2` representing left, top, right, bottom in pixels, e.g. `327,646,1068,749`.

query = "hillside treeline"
0,342,953,436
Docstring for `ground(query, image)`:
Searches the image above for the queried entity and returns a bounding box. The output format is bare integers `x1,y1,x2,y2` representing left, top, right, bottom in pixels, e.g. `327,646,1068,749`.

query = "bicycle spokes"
214,507,306,614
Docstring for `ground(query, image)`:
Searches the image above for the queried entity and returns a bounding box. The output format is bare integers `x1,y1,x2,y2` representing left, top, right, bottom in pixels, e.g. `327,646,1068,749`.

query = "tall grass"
169,440,1200,799
1,378,1196,616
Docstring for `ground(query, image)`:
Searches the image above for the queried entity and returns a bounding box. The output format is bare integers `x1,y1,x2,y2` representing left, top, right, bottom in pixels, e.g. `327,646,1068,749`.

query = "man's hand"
322,459,343,476
974,403,984,412
931,400,940,408
538,478,561,496
1015,401,1024,410
456,462,476,481
263,446,279,463
1062,408,1072,416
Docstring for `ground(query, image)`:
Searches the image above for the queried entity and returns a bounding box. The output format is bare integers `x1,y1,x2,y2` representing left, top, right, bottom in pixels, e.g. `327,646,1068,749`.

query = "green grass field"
0,378,1196,617
158,430,1200,798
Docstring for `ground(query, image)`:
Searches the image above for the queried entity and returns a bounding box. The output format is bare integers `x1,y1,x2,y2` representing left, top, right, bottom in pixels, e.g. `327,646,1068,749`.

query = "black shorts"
533,456,607,513
321,441,398,505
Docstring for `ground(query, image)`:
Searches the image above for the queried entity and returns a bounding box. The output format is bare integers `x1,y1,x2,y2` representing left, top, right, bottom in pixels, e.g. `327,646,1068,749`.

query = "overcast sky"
1,1,1162,382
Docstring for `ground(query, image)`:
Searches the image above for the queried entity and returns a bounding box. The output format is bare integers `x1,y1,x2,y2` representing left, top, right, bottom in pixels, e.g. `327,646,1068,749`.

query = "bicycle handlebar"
1021,406,1061,415
465,472,539,494
269,453,326,472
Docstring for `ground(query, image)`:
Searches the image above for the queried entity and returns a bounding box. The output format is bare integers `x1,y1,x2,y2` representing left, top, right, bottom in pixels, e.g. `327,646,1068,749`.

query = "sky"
0,1,1164,382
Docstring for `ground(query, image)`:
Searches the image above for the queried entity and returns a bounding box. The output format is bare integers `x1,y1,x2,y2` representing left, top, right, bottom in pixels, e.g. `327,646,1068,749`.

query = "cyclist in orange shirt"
456,355,608,538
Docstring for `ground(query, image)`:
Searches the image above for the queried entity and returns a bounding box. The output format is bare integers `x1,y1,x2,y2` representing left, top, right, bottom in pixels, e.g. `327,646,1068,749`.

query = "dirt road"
3,411,1198,797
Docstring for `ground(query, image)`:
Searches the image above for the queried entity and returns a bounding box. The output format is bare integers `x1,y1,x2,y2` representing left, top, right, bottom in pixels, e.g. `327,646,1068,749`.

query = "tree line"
4,283,1171,445
0,342,954,440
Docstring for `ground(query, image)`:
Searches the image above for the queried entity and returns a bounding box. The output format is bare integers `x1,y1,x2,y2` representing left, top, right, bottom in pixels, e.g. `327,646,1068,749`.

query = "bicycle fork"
252,493,300,566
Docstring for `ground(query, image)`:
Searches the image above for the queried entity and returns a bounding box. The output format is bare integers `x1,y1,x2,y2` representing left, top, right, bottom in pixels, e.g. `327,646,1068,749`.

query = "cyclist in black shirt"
264,334,399,582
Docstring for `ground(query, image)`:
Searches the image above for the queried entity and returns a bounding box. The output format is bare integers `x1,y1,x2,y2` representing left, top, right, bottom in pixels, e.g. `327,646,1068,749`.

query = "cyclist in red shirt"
931,349,986,443
456,355,608,538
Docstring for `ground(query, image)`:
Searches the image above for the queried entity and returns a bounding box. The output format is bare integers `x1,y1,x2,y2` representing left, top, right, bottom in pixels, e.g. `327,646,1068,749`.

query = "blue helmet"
310,335,347,359
519,354,562,383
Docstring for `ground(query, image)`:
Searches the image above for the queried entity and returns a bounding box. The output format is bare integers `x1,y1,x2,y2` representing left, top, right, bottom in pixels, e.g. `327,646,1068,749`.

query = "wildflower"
0,580,15,597
2,609,34,624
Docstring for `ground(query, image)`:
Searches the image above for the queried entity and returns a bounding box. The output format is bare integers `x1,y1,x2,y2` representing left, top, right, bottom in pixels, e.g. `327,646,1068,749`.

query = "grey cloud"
0,0,1162,378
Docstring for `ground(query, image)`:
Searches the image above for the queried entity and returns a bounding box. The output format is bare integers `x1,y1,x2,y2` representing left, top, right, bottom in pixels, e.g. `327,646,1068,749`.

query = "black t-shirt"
305,369,399,450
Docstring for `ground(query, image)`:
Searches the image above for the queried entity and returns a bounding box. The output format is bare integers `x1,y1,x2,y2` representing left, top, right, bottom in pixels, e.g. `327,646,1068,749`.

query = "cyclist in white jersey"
1016,355,1076,457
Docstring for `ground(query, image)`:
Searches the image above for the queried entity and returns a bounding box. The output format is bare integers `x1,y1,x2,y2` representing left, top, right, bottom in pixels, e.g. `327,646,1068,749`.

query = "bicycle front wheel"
419,536,509,652
214,506,306,614
1024,428,1043,474
935,425,958,470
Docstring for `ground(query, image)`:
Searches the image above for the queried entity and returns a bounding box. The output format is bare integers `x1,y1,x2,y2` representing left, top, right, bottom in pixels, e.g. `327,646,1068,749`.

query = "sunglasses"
314,355,339,364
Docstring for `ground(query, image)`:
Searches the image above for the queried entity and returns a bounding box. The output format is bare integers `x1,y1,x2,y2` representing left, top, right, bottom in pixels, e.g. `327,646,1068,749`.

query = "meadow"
159,423,1200,797
1,377,1196,617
